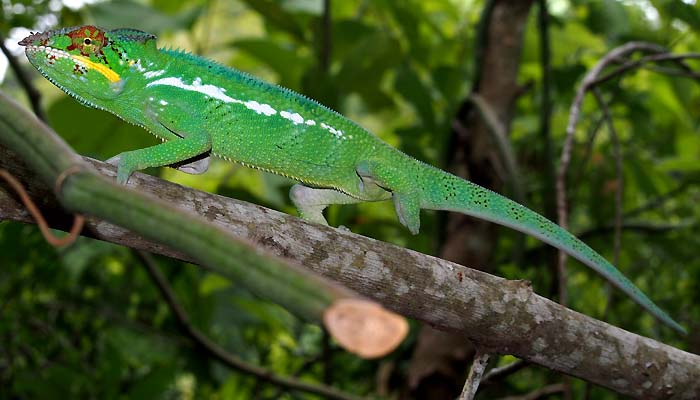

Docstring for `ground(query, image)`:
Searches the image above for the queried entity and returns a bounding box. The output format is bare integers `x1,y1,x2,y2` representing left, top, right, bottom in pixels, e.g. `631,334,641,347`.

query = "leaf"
47,96,159,160
658,157,700,173
199,272,231,295
662,0,700,29
127,364,177,400
394,63,436,129
586,1,631,39
105,327,176,366
86,0,202,33
237,0,307,40
335,32,402,109
232,38,308,89
281,0,324,15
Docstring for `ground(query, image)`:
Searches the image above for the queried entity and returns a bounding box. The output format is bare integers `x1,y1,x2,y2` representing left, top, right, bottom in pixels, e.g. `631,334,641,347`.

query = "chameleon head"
19,25,157,107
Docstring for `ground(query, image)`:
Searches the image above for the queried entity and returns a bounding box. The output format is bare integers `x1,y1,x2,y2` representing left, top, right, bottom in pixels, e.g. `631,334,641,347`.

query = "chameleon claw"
116,168,131,185
105,154,131,184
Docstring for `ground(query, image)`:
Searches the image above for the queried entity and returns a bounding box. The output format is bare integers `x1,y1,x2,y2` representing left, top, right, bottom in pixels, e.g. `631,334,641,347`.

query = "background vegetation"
1,0,699,398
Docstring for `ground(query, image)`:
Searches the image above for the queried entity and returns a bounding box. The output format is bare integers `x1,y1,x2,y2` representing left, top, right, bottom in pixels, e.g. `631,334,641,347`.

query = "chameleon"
19,25,684,333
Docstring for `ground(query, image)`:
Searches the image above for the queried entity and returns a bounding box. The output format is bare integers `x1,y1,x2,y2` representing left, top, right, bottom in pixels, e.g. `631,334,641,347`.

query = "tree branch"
1,146,699,397
458,350,490,399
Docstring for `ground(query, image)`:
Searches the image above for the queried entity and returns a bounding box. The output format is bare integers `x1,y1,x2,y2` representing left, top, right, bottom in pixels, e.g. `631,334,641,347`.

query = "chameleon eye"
84,38,92,45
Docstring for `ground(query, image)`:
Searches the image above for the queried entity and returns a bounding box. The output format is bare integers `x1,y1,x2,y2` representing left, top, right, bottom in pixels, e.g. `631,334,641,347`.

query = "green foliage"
2,0,700,398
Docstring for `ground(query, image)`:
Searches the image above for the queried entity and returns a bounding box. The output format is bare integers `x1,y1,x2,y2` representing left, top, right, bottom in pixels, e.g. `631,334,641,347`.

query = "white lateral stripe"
280,110,305,125
321,122,344,137
147,76,346,138
148,76,240,104
245,100,277,116
144,69,166,79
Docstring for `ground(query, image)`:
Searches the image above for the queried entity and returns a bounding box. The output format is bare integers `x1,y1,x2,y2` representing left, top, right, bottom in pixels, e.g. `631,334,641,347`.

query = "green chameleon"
19,25,684,333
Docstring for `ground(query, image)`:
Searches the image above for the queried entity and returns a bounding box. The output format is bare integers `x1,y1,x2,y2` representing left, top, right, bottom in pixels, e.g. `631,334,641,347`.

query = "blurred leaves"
2,0,700,399
86,0,203,34
47,96,158,160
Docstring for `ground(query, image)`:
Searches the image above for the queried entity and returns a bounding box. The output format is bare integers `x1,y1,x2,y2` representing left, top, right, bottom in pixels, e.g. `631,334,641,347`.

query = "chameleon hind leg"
356,160,422,234
290,169,392,226
289,185,364,226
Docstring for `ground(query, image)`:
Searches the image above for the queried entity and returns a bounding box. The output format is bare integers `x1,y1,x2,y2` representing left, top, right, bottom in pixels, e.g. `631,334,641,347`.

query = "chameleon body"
19,26,684,333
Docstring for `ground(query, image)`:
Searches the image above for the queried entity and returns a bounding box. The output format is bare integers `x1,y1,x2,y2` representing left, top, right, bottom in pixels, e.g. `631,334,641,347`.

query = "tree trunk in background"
403,1,534,398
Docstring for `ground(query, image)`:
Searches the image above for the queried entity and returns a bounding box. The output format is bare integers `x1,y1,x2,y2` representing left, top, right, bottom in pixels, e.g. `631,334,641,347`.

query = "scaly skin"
19,26,684,333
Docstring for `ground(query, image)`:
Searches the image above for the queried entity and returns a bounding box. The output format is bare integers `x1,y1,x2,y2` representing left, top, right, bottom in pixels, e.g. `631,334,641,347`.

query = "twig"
0,33,47,122
517,219,695,265
578,220,695,240
642,65,700,80
590,52,700,88
0,169,83,246
134,251,363,400
624,182,690,218
482,359,528,385
555,42,667,307
458,350,490,400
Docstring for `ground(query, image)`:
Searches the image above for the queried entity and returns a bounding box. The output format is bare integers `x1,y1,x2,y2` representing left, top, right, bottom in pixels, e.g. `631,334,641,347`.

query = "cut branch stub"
324,298,409,359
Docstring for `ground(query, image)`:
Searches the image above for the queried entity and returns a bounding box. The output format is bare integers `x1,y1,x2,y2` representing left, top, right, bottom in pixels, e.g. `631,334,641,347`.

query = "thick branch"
1,146,698,398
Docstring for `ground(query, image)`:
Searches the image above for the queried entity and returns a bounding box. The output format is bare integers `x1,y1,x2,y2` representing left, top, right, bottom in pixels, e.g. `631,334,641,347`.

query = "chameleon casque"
19,25,684,333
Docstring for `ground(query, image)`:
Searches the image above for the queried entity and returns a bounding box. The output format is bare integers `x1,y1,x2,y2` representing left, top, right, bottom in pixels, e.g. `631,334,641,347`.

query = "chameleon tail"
416,164,685,334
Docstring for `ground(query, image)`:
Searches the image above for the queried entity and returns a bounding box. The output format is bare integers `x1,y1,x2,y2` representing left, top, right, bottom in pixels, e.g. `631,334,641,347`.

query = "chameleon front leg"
113,131,211,184
111,103,212,184
289,184,364,226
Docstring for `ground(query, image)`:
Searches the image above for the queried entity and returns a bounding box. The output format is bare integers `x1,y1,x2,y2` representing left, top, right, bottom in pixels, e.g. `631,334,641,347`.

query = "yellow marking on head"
71,54,121,83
